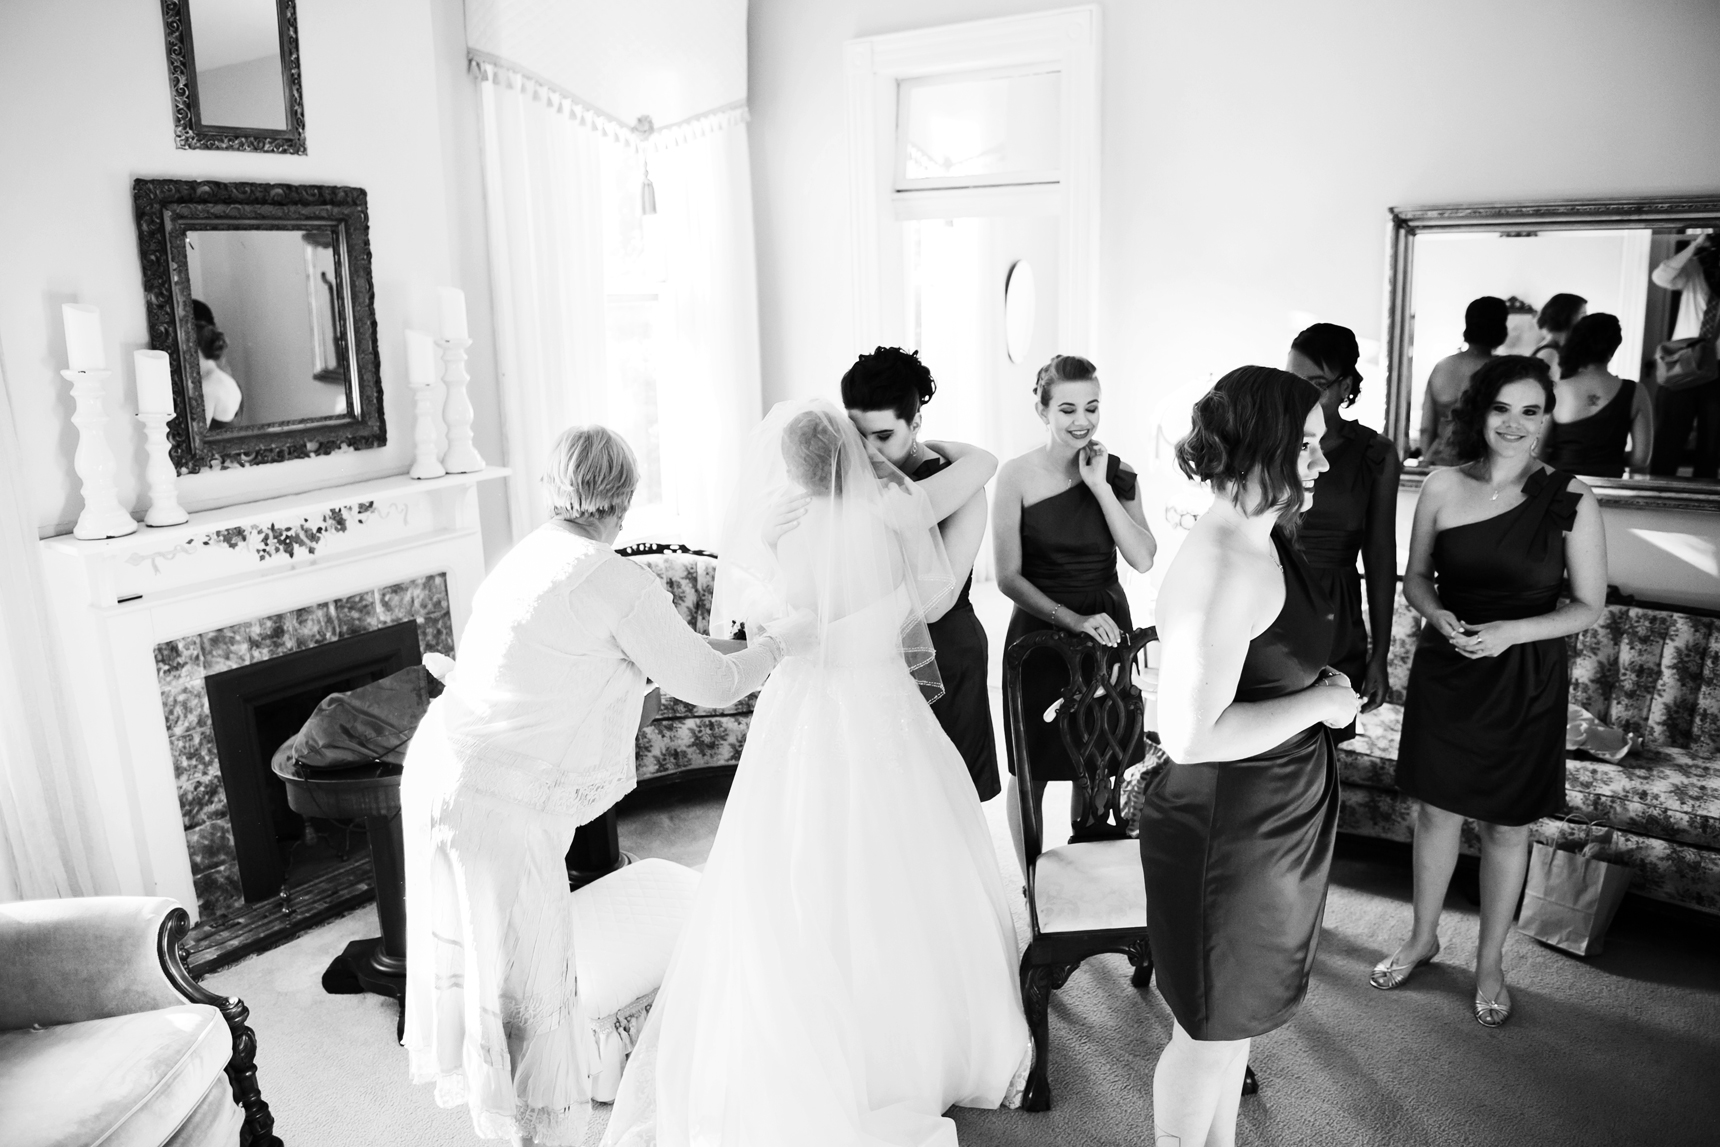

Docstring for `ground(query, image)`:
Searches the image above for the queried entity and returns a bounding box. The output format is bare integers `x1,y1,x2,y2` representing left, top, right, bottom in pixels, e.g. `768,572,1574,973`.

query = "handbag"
1655,262,1720,391
1518,816,1633,956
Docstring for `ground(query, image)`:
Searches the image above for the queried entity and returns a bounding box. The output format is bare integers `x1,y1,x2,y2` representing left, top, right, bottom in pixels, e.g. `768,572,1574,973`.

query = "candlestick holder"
437,337,485,474
61,369,138,539
137,410,189,526
408,375,446,480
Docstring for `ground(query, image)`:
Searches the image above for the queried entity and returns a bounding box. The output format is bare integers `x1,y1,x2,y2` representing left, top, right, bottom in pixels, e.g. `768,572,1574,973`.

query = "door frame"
844,6,1102,358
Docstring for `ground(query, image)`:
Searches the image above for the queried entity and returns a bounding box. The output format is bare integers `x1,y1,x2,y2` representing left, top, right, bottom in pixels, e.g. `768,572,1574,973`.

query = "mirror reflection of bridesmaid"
1287,323,1400,734
992,355,1156,859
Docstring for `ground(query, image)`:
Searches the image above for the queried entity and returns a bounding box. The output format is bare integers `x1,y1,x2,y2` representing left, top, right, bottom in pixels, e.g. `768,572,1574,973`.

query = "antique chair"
0,896,278,1147
1004,625,1157,1112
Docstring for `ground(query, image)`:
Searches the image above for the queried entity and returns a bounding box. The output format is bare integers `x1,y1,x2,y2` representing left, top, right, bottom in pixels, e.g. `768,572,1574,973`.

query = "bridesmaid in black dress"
1288,323,1400,732
842,347,1001,799
993,355,1157,854
1541,313,1653,478
1375,355,1606,1028
1143,366,1358,1146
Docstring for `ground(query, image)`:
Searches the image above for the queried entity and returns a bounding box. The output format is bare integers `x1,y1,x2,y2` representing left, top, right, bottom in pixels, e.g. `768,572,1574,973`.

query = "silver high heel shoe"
1474,986,1513,1028
1369,940,1440,990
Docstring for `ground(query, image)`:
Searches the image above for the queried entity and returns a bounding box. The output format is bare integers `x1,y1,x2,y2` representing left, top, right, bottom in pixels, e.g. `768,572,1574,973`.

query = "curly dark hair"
1177,366,1321,532
1558,313,1622,377
1034,354,1099,407
1290,323,1362,407
1445,355,1556,463
782,409,847,495
840,347,936,423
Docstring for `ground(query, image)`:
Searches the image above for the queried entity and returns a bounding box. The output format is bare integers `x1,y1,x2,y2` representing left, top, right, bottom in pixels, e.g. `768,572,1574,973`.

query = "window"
601,149,670,512
895,67,1061,191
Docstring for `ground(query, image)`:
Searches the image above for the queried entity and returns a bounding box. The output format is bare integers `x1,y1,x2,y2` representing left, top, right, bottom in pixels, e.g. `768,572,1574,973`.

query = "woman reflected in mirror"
1531,292,1588,376
1288,323,1400,728
1421,297,1507,465
192,299,242,429
1542,313,1653,478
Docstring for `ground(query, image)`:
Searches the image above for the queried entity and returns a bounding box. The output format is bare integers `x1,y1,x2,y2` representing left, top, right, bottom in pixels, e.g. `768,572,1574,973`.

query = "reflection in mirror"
183,229,355,432
188,0,286,130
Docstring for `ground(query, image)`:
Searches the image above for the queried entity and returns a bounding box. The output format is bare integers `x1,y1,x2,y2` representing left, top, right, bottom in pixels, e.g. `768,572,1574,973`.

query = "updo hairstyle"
1034,354,1099,407
543,425,638,522
1290,322,1362,406
1445,355,1555,464
1557,313,1622,377
783,409,847,495
1176,365,1321,531
840,347,936,423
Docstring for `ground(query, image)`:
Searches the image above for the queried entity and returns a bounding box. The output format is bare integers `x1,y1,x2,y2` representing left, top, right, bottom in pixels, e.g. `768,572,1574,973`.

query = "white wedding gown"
602,589,1032,1147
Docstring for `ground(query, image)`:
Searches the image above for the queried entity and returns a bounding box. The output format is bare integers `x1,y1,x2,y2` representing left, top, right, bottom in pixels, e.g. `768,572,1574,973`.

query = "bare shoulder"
1418,465,1467,502
1564,473,1598,504
1158,525,1273,635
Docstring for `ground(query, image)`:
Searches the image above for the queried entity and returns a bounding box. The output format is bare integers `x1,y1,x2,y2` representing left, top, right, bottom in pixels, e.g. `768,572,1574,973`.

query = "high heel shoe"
1474,986,1512,1028
1369,940,1440,990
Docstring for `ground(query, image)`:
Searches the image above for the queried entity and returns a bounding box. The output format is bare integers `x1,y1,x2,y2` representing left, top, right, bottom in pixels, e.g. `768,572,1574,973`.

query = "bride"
602,400,1031,1147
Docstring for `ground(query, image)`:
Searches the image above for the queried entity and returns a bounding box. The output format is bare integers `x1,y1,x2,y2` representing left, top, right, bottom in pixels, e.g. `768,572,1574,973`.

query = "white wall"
0,0,509,559
748,0,1720,608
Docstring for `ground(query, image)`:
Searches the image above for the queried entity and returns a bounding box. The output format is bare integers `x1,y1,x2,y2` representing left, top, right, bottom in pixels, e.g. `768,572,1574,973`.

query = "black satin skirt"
1139,724,1339,1041
926,602,1000,801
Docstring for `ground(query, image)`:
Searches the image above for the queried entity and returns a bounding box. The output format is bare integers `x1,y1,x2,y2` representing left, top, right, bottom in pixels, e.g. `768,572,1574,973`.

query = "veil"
710,399,957,701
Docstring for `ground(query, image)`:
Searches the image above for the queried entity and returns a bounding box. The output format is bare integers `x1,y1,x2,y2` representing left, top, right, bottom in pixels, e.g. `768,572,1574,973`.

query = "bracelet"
1049,604,1064,629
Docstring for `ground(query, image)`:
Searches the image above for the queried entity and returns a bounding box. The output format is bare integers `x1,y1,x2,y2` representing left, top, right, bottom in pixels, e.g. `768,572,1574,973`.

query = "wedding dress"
602,401,1030,1147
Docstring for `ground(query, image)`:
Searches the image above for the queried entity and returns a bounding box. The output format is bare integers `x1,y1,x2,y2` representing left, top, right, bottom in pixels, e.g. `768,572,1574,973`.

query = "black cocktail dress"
1297,420,1393,742
1543,381,1636,479
1396,468,1579,826
912,452,1000,801
1139,530,1339,1041
1004,455,1135,783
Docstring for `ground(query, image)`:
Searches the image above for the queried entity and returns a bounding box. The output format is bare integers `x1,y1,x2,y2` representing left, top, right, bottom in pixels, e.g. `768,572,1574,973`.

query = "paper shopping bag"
1518,836,1634,956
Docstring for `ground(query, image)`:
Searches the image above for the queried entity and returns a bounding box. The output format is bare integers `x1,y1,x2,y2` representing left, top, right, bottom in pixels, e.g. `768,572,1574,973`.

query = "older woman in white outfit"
401,426,800,1146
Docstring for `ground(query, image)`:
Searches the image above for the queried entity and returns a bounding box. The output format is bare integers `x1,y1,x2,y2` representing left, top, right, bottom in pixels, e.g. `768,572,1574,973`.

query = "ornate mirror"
133,179,385,473
160,0,306,154
1386,196,1720,510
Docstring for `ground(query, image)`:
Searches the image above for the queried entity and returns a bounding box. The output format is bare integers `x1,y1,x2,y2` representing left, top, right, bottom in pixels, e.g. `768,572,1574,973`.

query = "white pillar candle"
438,287,469,341
405,329,437,386
134,349,175,415
62,303,106,372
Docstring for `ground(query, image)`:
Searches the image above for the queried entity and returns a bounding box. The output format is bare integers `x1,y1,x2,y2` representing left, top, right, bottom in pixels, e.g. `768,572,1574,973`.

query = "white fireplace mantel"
40,468,507,919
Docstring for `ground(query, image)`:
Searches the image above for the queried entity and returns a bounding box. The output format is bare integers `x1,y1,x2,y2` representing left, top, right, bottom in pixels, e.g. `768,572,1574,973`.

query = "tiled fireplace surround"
39,470,500,923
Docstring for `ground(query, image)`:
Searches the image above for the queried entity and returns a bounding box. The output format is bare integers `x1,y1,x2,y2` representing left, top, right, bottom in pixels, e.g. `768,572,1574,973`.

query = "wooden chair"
1004,625,1157,1112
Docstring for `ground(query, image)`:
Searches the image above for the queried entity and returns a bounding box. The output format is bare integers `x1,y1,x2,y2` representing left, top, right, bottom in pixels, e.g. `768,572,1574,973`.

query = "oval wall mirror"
1004,259,1037,364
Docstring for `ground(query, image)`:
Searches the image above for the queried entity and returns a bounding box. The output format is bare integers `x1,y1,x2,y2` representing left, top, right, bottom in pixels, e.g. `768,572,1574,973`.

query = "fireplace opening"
205,621,422,903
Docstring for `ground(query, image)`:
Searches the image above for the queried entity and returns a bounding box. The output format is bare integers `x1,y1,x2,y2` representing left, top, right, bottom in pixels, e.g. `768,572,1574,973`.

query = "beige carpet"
208,772,1720,1147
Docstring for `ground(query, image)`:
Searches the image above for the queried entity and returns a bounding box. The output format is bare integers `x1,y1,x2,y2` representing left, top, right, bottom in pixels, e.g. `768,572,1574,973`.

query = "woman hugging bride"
603,399,1031,1147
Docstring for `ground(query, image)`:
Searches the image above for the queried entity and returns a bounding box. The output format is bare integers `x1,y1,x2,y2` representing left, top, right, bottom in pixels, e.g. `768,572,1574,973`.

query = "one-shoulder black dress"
1139,531,1339,1041
911,452,1001,801
1396,468,1580,825
1543,381,1636,479
1005,454,1135,783
1297,420,1393,742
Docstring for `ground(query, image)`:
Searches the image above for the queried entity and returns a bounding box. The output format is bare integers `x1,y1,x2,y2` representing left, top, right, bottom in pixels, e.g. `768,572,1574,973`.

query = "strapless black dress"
1004,454,1135,783
911,452,1000,801
1297,420,1393,742
1139,530,1339,1041
1396,468,1579,826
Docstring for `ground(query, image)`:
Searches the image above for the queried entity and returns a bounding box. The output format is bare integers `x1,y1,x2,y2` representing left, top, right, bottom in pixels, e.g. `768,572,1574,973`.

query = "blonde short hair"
543,425,638,522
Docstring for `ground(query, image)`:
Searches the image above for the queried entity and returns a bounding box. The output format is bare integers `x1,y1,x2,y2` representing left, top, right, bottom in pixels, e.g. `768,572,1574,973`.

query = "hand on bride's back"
761,608,820,657
762,492,811,548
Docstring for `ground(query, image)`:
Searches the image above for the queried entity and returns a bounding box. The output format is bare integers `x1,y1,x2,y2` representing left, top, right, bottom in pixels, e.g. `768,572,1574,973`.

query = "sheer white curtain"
0,360,116,901
474,61,618,539
651,117,763,550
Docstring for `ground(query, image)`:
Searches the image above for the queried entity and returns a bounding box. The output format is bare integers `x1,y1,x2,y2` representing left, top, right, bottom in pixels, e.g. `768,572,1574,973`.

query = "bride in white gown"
603,401,1031,1147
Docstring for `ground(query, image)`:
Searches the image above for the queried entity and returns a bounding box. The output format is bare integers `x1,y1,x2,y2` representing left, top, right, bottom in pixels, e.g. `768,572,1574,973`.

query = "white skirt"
602,655,1031,1147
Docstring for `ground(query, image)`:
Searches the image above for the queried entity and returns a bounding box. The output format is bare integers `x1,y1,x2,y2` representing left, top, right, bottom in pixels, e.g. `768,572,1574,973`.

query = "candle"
405,329,437,386
135,349,175,415
62,303,106,372
438,287,469,341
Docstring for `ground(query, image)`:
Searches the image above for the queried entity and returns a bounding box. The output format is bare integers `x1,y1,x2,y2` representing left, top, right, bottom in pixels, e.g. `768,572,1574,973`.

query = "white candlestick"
63,304,106,372
437,337,485,474
404,329,437,387
134,349,175,415
407,330,446,481
137,410,189,526
60,369,138,539
438,287,469,341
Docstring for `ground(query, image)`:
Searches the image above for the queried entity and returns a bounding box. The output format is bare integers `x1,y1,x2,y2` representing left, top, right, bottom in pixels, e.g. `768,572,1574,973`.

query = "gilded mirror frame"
1386,195,1720,512
133,178,385,473
160,0,306,155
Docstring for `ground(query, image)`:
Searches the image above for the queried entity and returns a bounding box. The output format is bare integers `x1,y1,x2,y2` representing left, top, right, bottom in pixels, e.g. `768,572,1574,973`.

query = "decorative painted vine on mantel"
196,500,379,563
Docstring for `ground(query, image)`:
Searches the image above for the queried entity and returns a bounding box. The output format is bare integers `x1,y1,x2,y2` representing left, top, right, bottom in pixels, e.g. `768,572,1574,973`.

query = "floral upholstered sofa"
622,545,756,785
1340,589,1720,915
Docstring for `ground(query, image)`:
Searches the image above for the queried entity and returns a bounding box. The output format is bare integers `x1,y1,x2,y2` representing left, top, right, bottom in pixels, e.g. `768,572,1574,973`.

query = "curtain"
0,358,116,901
474,60,617,538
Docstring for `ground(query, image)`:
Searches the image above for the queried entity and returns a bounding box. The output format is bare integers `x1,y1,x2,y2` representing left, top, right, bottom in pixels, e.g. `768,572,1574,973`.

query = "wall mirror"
133,179,384,473
1386,196,1720,511
160,0,306,154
